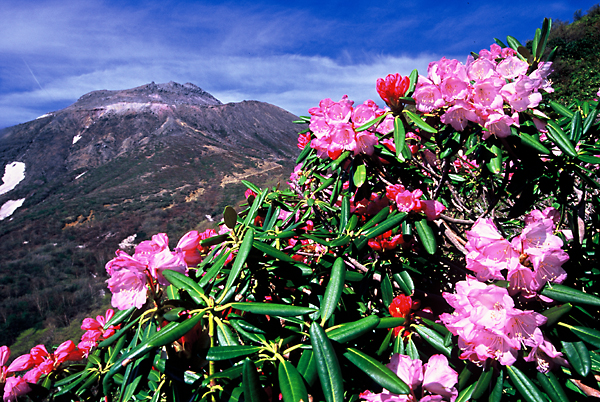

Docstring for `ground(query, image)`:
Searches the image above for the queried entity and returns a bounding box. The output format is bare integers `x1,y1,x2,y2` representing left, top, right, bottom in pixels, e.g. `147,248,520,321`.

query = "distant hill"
0,81,303,346
542,4,600,103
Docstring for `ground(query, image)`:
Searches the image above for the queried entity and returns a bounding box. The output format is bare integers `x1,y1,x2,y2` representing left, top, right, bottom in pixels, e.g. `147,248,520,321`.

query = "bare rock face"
0,82,305,346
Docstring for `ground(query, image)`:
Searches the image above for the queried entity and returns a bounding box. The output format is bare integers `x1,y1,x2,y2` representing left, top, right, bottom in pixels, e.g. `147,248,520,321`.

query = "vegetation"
2,15,600,402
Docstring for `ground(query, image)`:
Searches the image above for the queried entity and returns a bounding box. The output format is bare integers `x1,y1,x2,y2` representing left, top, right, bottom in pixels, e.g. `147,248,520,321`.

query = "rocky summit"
0,82,304,346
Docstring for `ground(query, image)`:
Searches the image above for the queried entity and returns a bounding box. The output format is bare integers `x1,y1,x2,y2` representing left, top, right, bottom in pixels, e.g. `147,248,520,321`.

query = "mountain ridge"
0,82,304,347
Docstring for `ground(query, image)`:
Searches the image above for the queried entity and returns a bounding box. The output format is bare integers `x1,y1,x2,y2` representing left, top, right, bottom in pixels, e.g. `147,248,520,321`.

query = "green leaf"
412,325,451,357
376,317,405,329
561,341,591,377
360,207,390,231
531,28,540,59
355,112,388,132
518,132,551,154
541,284,600,306
321,257,346,325
547,120,578,157
243,359,265,402
363,212,407,239
163,307,185,321
104,307,135,328
407,69,418,95
578,155,600,164
583,106,598,135
241,180,261,196
296,142,313,164
381,274,393,308
537,371,570,402
570,110,583,143
414,218,436,254
339,196,350,234
326,315,380,343
224,206,238,229
471,368,493,400
353,163,367,188
297,349,318,386
507,365,546,402
206,345,262,361
393,271,414,296
231,302,317,317
406,337,418,360
489,369,504,402
310,322,344,402
536,18,552,59
455,382,475,402
394,116,406,160
119,374,142,402
223,228,254,296
198,248,232,287
278,361,309,402
107,313,203,379
570,326,600,349
550,101,574,118
343,348,409,394
404,110,437,133
485,144,502,174
217,322,240,346
162,269,205,306
506,35,523,51
542,303,572,327
199,233,230,247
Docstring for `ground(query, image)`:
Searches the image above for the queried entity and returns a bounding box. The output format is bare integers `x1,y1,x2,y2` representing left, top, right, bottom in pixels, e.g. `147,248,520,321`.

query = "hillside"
543,4,600,103
0,82,303,347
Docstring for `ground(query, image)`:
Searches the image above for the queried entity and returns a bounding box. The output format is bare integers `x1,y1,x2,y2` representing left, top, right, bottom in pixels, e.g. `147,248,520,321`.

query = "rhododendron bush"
3,18,600,402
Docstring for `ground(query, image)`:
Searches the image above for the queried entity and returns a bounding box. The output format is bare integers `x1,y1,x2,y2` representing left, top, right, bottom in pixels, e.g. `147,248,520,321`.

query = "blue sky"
0,0,598,128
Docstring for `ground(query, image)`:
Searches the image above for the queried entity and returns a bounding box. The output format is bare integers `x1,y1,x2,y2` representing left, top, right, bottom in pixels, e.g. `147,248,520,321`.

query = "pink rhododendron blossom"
360,354,457,402
297,132,311,149
107,267,149,310
177,230,202,266
418,200,446,221
3,376,30,402
16,341,84,384
441,101,478,131
440,276,559,367
413,77,445,113
307,96,384,160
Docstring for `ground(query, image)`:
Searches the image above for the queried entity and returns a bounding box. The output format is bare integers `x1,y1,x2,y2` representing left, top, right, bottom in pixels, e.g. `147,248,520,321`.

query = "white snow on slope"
0,198,26,220
0,162,26,196
73,134,82,144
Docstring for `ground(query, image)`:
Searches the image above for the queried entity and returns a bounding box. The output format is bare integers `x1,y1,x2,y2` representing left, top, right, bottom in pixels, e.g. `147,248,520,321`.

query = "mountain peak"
69,81,222,110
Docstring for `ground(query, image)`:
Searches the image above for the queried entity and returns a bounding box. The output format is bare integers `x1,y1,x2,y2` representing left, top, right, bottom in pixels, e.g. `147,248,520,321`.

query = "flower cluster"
78,309,120,355
1,346,31,402
464,208,568,297
386,184,445,221
308,96,386,160
439,276,563,370
105,233,189,310
413,44,553,138
360,354,458,402
6,341,84,386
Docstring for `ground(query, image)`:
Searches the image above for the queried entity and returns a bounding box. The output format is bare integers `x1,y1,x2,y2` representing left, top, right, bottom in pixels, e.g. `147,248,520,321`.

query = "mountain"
0,82,303,346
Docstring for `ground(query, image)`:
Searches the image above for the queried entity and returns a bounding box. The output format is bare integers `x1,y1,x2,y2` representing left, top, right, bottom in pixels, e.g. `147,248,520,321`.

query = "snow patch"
75,171,87,180
0,198,25,220
36,113,52,120
119,234,137,250
0,162,26,196
73,134,82,144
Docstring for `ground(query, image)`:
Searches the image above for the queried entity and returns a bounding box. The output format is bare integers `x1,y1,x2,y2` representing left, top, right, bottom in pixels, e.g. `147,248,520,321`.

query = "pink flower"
377,73,410,111
413,77,445,113
395,189,423,213
177,230,202,267
107,267,149,310
297,132,311,150
418,200,445,221
3,376,31,402
360,354,457,402
496,56,528,79
440,101,478,131
422,355,458,401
